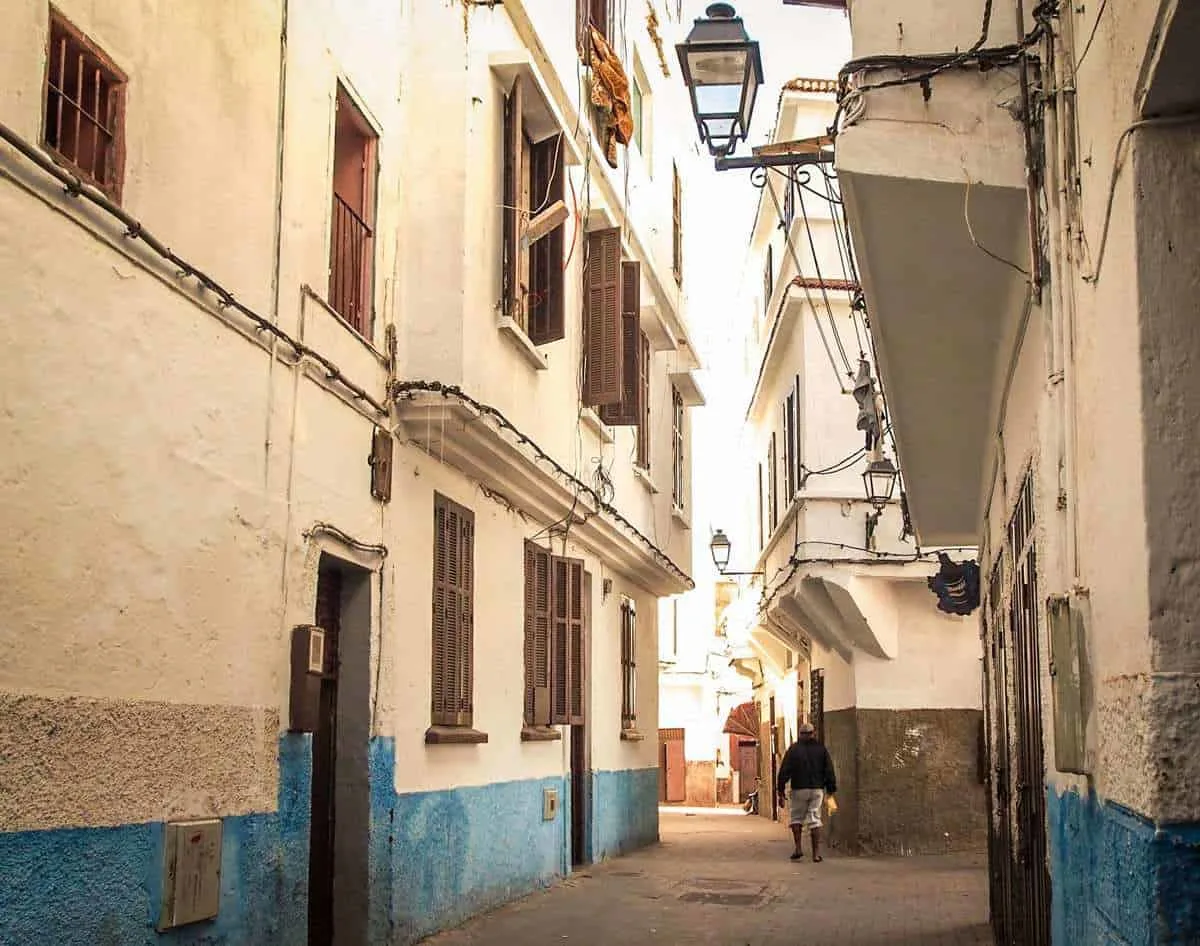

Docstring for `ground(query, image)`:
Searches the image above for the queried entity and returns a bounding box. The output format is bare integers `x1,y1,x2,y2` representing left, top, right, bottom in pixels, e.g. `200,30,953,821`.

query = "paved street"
424,808,993,946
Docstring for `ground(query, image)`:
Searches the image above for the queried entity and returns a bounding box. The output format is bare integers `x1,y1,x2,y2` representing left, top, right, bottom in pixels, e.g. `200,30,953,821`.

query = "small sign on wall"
159,819,222,930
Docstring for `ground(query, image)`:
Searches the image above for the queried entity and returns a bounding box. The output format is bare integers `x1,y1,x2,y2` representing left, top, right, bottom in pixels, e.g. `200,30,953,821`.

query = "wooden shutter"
793,374,803,488
583,228,623,407
599,261,641,425
550,558,569,724
783,394,795,500
768,434,778,532
636,332,651,469
502,76,523,322
432,494,474,727
524,541,553,726
672,165,683,285
567,560,586,725
621,599,637,726
757,462,765,551
528,134,565,345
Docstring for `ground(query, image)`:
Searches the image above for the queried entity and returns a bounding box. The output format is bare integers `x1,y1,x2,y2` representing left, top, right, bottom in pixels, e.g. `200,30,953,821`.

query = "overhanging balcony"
836,3,1032,545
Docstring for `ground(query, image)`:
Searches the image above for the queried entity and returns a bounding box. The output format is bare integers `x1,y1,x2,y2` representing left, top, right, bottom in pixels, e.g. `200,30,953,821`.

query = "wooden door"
659,728,686,803
736,741,758,802
309,566,341,946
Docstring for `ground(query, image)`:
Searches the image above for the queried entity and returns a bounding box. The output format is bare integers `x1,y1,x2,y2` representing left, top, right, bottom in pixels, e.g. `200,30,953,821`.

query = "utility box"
542,787,559,821
1047,591,1093,775
159,819,222,930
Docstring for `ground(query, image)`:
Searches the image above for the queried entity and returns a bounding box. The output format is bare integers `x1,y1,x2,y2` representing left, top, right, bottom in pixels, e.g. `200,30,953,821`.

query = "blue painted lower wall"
590,767,659,863
1047,787,1200,945
0,735,312,946
0,738,659,946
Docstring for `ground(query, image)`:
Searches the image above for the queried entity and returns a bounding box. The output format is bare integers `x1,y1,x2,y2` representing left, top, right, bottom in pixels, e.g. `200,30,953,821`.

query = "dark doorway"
308,556,373,946
570,723,588,866
983,474,1051,946
569,572,592,867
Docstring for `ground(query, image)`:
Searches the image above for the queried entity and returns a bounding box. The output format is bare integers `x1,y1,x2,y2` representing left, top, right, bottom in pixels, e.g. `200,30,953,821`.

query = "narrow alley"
425,810,991,946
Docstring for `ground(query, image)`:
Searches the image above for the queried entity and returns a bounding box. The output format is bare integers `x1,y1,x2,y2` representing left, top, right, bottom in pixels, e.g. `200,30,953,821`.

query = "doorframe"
302,536,384,946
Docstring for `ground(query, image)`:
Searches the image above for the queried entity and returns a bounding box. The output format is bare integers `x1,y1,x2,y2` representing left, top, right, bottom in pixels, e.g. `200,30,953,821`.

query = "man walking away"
776,722,837,862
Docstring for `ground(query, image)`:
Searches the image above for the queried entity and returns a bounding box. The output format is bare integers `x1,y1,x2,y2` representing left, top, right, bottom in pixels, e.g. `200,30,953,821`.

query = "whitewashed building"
722,77,986,854
0,2,703,943
834,0,1200,940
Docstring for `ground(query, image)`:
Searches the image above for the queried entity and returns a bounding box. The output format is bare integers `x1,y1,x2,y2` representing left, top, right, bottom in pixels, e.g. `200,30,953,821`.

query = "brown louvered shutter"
528,134,565,345
636,332,651,469
583,228,623,407
432,494,474,727
599,262,641,426
524,541,553,726
551,557,571,725
502,76,523,322
567,560,586,725
456,509,474,726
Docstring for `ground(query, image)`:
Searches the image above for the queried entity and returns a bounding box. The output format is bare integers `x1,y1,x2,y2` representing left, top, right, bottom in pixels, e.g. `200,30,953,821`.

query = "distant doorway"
658,728,686,803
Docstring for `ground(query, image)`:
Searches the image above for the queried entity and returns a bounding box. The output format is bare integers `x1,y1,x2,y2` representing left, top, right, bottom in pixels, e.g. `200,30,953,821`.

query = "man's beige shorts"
788,788,825,828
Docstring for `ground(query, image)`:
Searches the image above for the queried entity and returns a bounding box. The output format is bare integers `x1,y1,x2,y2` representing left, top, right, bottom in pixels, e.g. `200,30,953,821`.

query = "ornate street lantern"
709,528,732,572
863,454,899,509
676,3,764,157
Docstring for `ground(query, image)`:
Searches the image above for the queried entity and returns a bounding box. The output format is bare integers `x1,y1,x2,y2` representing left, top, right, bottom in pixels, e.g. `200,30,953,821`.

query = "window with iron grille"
672,164,683,286
636,332,652,470
43,11,126,200
431,494,475,729
523,543,586,731
620,597,637,728
502,76,566,344
672,386,685,509
329,84,377,339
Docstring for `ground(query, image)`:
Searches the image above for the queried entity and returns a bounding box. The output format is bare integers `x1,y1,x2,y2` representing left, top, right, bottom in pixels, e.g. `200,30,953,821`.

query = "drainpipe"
264,0,290,495
1040,3,1083,591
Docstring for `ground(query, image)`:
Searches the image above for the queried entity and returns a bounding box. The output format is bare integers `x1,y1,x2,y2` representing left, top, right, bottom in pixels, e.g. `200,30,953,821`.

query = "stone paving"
424,807,994,946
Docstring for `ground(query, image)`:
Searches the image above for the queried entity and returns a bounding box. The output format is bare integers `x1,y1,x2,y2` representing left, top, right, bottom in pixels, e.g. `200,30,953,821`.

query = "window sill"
620,728,646,742
671,504,689,529
425,726,490,745
580,408,615,444
521,726,563,742
633,466,659,495
497,316,549,371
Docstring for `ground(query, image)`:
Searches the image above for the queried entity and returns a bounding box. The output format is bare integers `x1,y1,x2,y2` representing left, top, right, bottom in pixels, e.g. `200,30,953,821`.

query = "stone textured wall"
826,708,986,855
824,710,859,851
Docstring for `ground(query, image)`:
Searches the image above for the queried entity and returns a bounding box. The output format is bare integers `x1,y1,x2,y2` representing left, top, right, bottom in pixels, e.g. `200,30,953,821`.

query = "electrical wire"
0,119,389,420
1082,112,1200,284
1073,0,1109,70
393,380,693,589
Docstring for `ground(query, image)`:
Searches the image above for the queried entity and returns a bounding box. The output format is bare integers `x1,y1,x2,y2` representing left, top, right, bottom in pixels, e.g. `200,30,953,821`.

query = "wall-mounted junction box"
159,819,222,930
542,787,559,821
1047,591,1093,775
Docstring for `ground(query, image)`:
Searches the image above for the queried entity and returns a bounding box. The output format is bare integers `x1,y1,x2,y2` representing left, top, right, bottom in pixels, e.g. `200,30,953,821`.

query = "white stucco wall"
0,0,690,838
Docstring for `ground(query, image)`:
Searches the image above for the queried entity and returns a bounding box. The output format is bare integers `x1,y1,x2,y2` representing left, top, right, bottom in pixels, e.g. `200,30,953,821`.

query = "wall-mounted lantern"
676,3,763,157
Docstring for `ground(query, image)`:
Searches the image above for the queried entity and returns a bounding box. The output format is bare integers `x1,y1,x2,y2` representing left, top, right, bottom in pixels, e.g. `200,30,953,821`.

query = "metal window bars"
44,22,121,193
329,192,373,337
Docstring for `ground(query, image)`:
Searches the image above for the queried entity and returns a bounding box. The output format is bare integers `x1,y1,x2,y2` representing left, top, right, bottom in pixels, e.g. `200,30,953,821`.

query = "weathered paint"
1047,787,1200,945
590,767,660,862
0,735,312,946
0,737,658,946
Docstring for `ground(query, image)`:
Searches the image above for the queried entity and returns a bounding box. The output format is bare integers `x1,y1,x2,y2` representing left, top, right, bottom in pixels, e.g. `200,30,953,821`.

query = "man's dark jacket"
776,738,837,795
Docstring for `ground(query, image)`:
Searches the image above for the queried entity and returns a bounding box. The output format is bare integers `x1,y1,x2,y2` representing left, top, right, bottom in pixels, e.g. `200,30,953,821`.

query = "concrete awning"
837,69,1031,546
